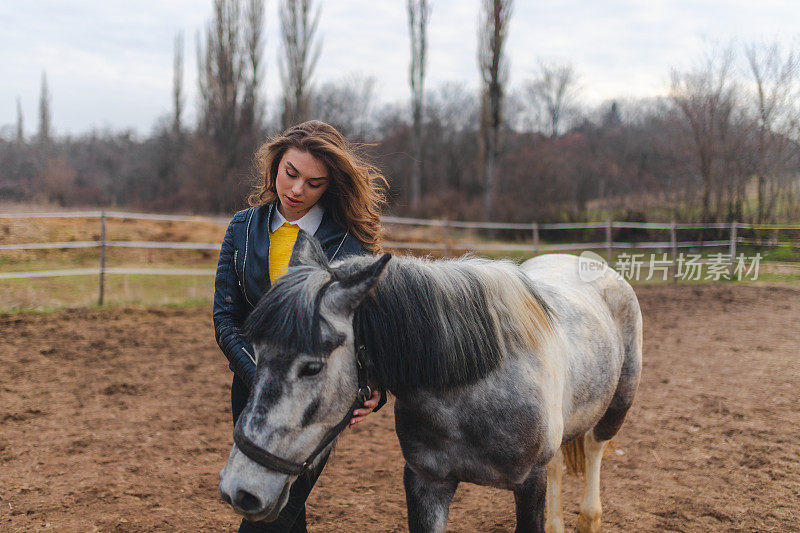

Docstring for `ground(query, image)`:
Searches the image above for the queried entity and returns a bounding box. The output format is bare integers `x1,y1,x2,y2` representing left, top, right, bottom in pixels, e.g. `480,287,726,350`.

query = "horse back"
521,254,643,443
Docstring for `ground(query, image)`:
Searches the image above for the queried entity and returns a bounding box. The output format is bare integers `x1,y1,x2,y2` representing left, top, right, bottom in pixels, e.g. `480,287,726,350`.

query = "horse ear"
289,229,329,268
328,253,392,312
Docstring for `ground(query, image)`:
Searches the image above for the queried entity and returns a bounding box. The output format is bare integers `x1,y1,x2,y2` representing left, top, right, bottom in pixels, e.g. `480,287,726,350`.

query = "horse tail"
561,435,617,477
560,437,585,476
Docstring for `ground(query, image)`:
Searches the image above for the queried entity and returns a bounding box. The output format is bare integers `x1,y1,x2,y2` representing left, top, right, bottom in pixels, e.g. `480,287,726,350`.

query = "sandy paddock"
1,284,798,532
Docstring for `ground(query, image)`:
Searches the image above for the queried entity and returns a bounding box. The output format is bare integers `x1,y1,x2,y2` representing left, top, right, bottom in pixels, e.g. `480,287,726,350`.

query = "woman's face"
275,147,330,221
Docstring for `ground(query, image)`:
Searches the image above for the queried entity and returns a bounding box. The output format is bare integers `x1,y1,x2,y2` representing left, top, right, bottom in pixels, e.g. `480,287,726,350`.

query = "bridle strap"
233,425,308,476
233,349,372,477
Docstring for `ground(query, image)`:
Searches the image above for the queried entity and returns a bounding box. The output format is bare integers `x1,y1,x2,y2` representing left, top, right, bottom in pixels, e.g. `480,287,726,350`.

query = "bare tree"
601,101,622,129
477,0,512,219
16,97,23,143
744,40,799,222
279,0,321,128
241,0,265,138
310,74,376,138
197,0,243,159
408,0,430,210
173,31,184,137
526,61,580,137
721,104,757,221
424,82,480,192
38,71,51,143
195,0,268,212
670,47,738,224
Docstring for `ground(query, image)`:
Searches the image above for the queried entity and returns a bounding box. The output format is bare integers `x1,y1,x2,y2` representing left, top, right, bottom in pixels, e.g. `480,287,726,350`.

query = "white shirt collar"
270,202,325,235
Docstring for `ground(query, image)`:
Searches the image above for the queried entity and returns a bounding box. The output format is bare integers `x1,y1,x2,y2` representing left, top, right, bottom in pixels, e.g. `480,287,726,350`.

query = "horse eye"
299,362,324,378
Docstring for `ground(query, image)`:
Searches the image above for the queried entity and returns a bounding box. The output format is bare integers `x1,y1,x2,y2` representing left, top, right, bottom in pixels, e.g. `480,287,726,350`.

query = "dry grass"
2,208,798,312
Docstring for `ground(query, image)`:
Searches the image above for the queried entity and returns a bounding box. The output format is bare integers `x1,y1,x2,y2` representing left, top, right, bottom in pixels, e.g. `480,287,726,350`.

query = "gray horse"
219,231,642,533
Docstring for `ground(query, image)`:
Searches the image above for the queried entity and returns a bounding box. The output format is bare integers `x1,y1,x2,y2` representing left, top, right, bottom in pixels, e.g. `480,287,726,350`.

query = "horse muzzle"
219,446,294,522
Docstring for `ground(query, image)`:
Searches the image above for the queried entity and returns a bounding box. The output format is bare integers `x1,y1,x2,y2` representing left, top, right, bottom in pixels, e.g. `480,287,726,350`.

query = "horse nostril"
234,489,262,513
219,487,232,505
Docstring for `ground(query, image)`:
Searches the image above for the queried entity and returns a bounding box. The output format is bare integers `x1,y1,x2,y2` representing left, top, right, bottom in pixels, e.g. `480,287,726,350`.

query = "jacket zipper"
241,208,255,307
331,231,348,260
235,248,245,296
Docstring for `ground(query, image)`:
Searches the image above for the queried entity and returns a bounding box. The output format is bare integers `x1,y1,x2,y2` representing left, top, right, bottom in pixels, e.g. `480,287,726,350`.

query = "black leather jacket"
213,203,366,389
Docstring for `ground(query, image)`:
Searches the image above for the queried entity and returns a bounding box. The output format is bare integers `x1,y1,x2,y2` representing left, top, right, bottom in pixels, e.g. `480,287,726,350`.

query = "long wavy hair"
248,121,387,253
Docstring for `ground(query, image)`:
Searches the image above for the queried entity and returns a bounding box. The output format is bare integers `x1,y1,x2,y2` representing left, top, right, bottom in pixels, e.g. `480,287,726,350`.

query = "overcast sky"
1,0,798,136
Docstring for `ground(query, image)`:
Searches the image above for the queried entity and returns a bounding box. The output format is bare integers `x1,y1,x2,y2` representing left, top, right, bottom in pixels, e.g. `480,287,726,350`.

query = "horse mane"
243,254,553,392
347,255,553,392
243,265,344,355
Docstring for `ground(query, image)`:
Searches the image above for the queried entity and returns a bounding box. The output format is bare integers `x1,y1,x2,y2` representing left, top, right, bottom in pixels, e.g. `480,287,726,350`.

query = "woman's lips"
284,195,302,207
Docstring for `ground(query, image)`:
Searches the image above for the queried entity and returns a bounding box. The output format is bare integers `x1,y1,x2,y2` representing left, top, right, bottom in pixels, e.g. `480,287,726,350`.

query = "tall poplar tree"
477,0,512,220
408,0,430,210
16,97,24,143
38,71,51,143
279,0,320,128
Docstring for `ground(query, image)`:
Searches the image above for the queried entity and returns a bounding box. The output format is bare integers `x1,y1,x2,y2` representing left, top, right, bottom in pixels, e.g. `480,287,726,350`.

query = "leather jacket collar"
239,203,351,308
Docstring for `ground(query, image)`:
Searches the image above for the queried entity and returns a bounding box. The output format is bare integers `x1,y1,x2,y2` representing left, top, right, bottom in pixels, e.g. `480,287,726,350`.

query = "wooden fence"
1,210,798,305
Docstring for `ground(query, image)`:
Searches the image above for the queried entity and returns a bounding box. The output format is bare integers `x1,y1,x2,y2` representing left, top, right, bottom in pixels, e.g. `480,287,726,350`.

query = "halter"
232,346,371,476
233,274,372,477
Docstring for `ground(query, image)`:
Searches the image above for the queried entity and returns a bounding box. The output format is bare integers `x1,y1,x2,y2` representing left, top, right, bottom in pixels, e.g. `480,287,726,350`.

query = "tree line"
2,0,799,226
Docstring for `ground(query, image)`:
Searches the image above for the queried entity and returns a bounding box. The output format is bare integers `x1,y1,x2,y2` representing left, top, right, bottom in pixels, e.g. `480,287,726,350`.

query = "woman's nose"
291,181,304,196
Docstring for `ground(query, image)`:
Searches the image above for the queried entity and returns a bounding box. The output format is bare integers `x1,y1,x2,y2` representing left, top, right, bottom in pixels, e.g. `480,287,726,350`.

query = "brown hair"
248,121,388,253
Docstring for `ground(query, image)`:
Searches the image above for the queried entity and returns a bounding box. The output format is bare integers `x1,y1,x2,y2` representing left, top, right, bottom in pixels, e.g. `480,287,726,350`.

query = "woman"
213,120,387,532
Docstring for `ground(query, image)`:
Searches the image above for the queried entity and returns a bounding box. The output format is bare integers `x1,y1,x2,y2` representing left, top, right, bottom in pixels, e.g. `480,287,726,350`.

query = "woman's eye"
308,183,321,189
285,169,297,178
299,362,324,377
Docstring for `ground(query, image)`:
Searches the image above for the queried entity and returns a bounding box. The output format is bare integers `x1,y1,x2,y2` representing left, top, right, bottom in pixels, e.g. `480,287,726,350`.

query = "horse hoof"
577,513,601,533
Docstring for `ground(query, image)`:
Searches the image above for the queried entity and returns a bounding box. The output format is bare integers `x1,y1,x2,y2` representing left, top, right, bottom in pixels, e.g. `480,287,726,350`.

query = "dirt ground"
1,284,798,532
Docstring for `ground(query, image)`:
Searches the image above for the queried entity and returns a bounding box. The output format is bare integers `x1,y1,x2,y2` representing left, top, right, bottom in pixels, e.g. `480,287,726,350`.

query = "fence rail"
5,210,798,230
0,210,230,225
2,210,798,304
0,267,216,280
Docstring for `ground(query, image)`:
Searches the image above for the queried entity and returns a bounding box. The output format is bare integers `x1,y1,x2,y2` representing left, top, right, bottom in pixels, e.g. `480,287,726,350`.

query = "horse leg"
577,431,607,533
576,325,640,533
544,448,564,533
513,467,547,533
403,463,458,533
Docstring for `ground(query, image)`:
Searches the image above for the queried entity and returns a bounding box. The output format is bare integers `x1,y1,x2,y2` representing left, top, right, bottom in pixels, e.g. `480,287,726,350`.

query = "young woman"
213,120,387,532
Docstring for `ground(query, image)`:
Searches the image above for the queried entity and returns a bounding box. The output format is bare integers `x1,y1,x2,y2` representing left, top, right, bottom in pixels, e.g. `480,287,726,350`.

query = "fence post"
99,210,106,306
728,221,738,278
532,222,539,256
441,218,450,258
670,220,678,283
605,219,612,265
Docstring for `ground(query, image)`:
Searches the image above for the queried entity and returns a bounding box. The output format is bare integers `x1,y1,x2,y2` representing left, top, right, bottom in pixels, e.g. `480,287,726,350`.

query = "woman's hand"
349,389,381,428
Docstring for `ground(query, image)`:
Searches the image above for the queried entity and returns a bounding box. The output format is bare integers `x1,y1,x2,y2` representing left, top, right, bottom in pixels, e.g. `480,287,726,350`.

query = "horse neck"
353,256,509,392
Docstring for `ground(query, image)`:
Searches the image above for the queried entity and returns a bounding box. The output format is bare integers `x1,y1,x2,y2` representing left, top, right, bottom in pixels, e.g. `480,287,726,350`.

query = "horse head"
219,230,390,522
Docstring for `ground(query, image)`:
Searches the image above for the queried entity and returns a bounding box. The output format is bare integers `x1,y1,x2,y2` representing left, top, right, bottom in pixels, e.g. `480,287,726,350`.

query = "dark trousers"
232,374,329,533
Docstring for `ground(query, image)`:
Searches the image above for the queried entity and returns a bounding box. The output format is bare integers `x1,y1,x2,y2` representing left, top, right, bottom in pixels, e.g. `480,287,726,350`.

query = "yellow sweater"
269,222,300,282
